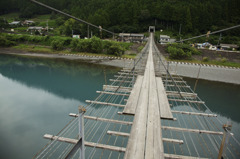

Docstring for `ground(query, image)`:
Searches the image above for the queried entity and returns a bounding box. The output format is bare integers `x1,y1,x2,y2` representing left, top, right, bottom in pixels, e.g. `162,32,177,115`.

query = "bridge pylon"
149,26,155,32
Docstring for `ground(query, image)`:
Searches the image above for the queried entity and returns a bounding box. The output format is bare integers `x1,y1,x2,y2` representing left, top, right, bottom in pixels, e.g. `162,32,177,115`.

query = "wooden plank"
172,110,217,117
44,134,126,152
44,134,78,144
156,77,174,120
118,72,137,75
124,40,151,159
85,142,126,152
84,115,133,125
168,99,205,104
150,40,164,159
96,91,130,96
114,75,134,79
103,85,132,92
122,75,144,115
162,77,183,80
117,112,134,116
166,91,197,98
125,34,164,159
85,100,125,107
161,126,224,135
109,79,133,83
106,131,183,144
164,153,208,159
145,46,157,159
107,131,130,137
162,138,184,144
163,80,186,83
165,84,190,88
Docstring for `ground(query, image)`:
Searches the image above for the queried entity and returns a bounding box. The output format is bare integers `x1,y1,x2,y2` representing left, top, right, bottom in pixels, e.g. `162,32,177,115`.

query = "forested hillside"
0,0,239,35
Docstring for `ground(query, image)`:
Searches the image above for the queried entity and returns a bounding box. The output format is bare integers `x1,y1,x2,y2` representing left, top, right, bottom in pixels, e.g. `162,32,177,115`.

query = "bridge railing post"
165,61,169,89
79,106,86,159
217,122,232,159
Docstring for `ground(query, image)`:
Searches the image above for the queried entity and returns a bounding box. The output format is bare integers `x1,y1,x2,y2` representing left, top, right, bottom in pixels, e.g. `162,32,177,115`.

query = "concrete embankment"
169,61,240,85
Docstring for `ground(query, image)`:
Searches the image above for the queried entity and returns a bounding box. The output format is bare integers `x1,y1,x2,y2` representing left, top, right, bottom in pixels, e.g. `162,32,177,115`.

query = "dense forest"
0,0,239,36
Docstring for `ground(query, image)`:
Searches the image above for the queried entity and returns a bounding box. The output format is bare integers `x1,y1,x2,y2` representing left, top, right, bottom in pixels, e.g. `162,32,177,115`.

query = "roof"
130,33,144,37
220,44,239,48
9,21,21,25
119,33,131,37
160,35,170,38
28,26,43,30
24,20,34,23
119,33,144,37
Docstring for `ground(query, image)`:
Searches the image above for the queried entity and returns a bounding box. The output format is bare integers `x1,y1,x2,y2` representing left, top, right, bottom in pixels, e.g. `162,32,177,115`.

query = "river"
0,54,239,158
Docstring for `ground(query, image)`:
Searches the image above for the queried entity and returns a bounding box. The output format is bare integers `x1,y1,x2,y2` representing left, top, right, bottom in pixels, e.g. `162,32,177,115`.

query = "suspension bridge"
27,1,240,158
33,32,240,159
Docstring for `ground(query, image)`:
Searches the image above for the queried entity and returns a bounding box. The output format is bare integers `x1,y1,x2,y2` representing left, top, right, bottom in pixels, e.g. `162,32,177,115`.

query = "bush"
90,36,103,53
79,39,91,52
202,57,209,62
0,36,16,47
168,46,191,59
51,40,64,51
220,57,227,63
106,42,125,56
70,39,79,51
167,43,201,60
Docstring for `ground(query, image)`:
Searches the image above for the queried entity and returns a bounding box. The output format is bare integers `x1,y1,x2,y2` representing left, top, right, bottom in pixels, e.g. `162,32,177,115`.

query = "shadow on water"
0,54,120,102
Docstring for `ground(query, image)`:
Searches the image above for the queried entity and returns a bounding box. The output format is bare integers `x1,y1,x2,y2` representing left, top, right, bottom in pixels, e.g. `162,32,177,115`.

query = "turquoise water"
183,77,240,145
0,54,120,159
0,54,239,158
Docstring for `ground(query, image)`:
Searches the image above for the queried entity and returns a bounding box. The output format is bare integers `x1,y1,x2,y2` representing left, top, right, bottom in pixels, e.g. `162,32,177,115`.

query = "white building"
159,35,176,44
9,21,21,25
118,33,145,43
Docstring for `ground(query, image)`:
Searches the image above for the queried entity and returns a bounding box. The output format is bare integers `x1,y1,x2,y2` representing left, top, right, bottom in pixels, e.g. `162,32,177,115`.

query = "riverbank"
1,47,240,85
0,47,133,68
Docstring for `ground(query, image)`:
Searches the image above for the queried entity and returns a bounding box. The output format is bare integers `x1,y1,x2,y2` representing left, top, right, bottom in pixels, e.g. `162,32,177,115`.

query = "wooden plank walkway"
124,34,165,159
156,77,174,120
122,75,144,115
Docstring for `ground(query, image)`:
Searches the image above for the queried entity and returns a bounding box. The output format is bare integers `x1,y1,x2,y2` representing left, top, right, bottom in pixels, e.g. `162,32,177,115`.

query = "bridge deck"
124,34,172,159
36,32,240,159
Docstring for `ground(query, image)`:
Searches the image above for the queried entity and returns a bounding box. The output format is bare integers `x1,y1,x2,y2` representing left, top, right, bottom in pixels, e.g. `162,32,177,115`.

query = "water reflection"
0,54,119,101
0,54,120,159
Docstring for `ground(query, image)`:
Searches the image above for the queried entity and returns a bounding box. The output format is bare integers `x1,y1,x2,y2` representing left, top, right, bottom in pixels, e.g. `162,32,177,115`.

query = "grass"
122,54,136,59
12,44,136,58
13,44,61,54
167,58,240,68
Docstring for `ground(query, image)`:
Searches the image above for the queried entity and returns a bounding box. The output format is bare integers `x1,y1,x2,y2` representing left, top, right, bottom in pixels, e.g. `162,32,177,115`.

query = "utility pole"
87,25,89,39
47,20,48,32
179,24,182,35
179,24,182,42
217,33,222,46
99,26,102,39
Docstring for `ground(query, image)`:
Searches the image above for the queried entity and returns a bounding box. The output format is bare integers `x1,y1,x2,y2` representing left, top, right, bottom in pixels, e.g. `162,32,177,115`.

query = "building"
73,35,80,39
118,33,145,43
9,21,21,26
220,44,239,51
27,26,44,34
23,20,35,25
159,35,176,44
